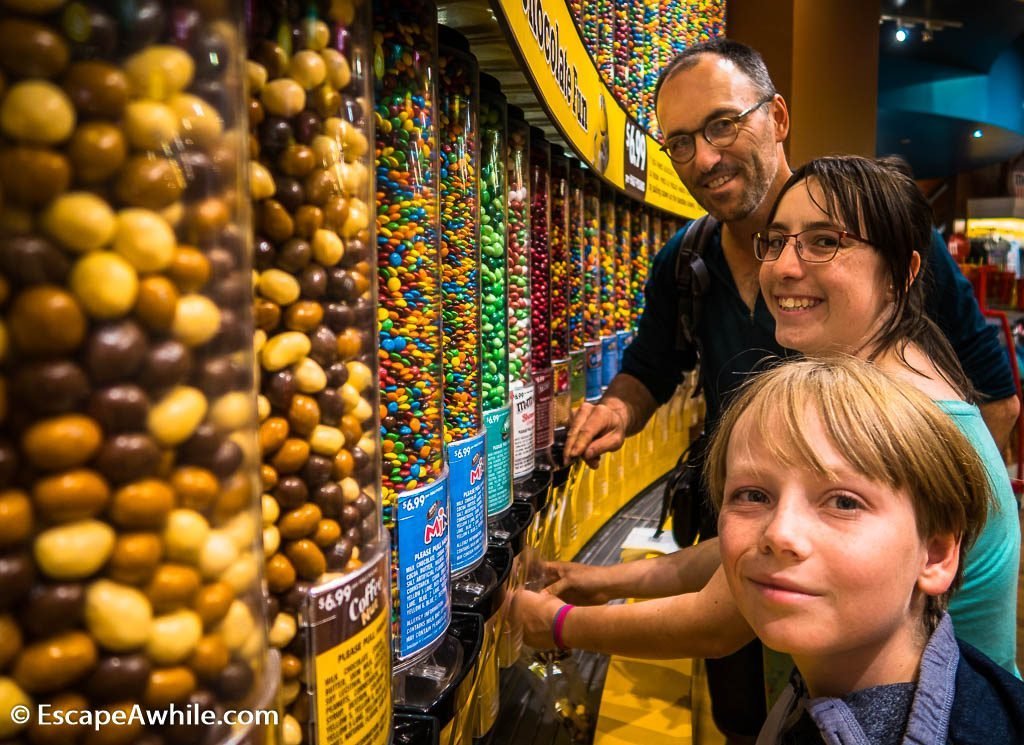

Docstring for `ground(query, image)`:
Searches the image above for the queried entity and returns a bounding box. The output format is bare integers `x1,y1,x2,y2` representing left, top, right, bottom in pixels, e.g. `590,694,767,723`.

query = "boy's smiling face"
717,405,958,695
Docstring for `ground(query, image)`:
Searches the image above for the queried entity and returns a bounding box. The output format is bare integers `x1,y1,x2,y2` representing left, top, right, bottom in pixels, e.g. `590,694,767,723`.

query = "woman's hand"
543,561,615,606
510,588,567,650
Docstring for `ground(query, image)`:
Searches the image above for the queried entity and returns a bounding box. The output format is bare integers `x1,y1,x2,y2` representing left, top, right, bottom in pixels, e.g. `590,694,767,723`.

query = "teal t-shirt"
938,400,1020,675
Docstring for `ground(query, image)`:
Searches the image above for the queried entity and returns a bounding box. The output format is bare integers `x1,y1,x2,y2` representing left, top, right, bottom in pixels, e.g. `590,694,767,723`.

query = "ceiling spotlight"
972,129,984,139
921,28,933,42
895,27,908,42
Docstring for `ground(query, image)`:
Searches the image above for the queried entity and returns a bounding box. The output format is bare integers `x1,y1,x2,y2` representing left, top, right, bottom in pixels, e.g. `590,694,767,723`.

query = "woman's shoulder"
874,345,964,402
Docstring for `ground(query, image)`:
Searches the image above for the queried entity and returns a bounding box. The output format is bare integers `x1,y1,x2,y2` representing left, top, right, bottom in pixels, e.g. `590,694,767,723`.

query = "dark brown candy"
13,360,89,415
308,326,337,366
85,320,148,385
276,238,311,273
258,117,293,159
87,385,150,433
325,537,353,570
85,654,152,704
140,340,192,392
62,4,118,60
0,236,71,286
0,444,17,490
313,482,342,519
265,369,296,410
177,149,219,202
19,582,85,638
0,552,34,611
324,362,348,388
322,301,354,332
93,434,162,484
214,661,253,701
273,476,308,511
301,455,332,489
120,0,166,52
299,264,327,300
316,389,343,426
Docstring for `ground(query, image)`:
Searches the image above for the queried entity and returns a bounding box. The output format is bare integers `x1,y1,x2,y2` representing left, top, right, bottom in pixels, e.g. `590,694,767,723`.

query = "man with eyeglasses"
561,38,1018,744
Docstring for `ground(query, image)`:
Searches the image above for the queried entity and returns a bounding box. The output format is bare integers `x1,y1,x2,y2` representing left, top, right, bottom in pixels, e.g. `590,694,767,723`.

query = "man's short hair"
654,39,776,108
704,355,991,632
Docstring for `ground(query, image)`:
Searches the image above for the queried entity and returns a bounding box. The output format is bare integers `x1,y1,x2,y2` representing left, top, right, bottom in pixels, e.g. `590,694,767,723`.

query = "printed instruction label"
534,367,554,450
484,405,513,516
396,476,451,659
309,553,390,745
447,433,487,574
617,330,633,369
584,341,602,400
600,335,618,388
511,383,536,478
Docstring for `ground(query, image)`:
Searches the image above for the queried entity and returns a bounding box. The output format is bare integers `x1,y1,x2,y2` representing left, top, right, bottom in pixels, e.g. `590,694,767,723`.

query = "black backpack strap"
674,215,718,394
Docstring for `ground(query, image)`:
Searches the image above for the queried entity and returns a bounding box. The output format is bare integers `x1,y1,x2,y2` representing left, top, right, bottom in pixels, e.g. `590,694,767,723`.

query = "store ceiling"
439,0,1024,179
877,0,1024,177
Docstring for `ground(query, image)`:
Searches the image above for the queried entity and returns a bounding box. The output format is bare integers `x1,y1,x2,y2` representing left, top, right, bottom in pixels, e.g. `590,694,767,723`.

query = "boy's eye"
827,493,863,511
730,488,770,505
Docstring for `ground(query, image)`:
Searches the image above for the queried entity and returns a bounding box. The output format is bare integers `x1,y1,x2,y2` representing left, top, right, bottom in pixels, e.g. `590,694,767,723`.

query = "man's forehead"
658,56,760,121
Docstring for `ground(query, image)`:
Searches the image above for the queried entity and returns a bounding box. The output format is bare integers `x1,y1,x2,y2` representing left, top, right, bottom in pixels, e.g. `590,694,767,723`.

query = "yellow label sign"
494,0,703,219
312,556,391,745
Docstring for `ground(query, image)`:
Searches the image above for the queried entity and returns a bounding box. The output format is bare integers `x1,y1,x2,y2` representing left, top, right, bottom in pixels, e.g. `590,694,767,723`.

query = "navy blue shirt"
621,224,1015,427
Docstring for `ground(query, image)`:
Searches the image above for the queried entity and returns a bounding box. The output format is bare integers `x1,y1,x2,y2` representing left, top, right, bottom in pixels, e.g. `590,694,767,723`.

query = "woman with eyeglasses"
511,155,1019,679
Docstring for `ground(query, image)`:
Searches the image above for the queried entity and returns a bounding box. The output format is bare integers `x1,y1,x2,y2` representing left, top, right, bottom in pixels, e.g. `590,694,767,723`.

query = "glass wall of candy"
436,29,512,744
0,3,279,744
567,159,588,413
582,172,603,401
549,146,572,432
247,2,391,742
506,107,535,482
373,3,476,741
478,73,513,520
631,206,651,330
599,186,618,389
613,195,633,370
529,127,554,464
437,26,487,582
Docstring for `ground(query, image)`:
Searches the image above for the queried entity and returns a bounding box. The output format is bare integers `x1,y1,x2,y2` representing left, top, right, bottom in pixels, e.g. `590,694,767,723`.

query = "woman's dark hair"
766,154,974,400
654,39,776,108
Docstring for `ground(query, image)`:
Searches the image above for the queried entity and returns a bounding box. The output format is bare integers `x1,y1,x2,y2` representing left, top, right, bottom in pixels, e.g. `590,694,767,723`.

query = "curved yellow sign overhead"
494,0,704,219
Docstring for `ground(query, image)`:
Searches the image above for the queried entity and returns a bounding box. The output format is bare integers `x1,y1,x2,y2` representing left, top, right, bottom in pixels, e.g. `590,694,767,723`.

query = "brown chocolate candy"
85,654,152,704
18,582,85,638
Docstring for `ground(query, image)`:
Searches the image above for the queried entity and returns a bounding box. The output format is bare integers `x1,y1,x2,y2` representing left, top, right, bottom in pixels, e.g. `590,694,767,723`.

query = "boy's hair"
704,356,991,632
654,39,776,109
766,154,974,401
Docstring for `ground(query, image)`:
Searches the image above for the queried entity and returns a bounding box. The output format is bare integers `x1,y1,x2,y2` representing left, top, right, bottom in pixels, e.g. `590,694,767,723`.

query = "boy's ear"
917,532,959,597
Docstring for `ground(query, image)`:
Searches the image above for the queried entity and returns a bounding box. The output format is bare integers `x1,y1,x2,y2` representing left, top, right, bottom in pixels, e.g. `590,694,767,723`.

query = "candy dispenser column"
631,206,651,330
248,2,391,742
567,160,587,413
437,27,485,579
614,195,633,370
599,187,618,389
506,107,534,481
529,127,553,460
0,3,279,744
373,0,450,667
479,73,513,519
583,172,603,401
549,146,571,432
